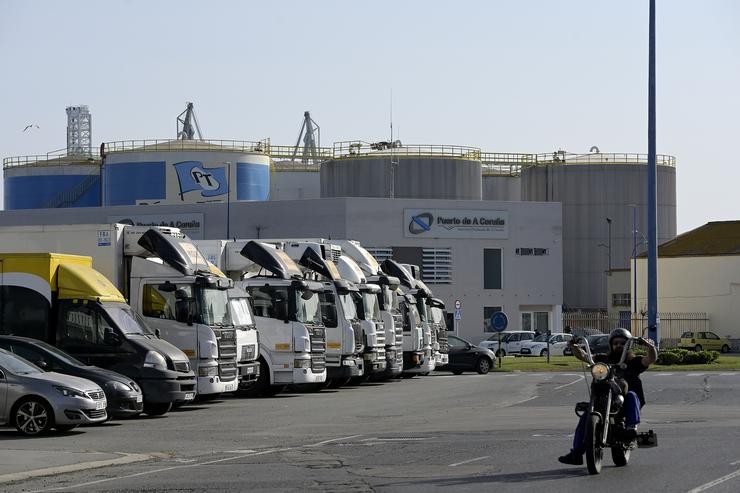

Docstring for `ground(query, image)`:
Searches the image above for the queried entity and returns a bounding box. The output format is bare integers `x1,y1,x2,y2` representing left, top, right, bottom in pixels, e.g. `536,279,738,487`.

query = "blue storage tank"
101,140,270,205
3,155,101,210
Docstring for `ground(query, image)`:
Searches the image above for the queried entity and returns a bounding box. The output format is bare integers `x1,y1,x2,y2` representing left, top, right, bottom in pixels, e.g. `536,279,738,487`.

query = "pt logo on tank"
408,212,434,235
173,161,228,199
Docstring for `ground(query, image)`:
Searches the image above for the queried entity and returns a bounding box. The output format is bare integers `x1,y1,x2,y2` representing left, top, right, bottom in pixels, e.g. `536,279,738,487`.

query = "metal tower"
291,111,320,164
66,105,92,155
177,102,203,140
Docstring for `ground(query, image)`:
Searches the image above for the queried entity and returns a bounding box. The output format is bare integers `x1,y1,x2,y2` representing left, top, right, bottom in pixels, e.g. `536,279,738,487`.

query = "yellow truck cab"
0,253,196,416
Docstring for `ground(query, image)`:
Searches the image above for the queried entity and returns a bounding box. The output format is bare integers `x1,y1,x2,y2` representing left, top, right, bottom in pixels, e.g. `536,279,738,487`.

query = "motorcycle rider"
558,328,658,466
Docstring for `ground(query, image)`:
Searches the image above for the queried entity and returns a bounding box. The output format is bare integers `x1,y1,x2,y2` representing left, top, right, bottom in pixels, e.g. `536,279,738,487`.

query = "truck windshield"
294,289,322,325
339,292,358,321
361,291,381,322
199,288,231,326
104,302,155,336
228,297,254,327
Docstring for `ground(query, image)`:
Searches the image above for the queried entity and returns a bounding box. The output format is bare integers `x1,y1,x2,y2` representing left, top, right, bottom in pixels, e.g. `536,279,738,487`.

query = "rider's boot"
558,450,584,465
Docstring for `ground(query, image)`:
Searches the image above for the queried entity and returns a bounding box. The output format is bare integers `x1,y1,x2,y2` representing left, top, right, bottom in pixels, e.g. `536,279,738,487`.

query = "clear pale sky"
1,0,738,234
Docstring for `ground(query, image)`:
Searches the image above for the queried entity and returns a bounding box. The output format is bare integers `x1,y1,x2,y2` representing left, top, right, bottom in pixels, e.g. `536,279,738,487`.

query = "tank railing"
102,138,272,154
332,141,482,160
3,148,101,170
532,152,676,167
267,144,333,162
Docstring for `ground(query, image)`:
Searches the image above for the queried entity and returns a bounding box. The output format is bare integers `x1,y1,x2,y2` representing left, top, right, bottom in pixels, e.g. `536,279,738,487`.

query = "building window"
612,293,631,307
483,306,503,332
366,246,452,284
521,311,549,333
484,248,502,289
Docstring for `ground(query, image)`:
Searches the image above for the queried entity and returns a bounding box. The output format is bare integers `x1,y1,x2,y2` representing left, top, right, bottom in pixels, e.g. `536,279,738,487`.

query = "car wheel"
540,348,549,357
496,349,506,357
694,345,703,352
13,397,54,436
452,369,464,375
55,424,78,432
476,357,491,375
721,344,730,353
143,402,172,416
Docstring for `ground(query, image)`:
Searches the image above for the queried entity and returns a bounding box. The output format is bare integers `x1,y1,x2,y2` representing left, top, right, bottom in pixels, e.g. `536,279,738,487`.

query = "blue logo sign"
490,311,508,332
408,212,433,235
173,161,228,199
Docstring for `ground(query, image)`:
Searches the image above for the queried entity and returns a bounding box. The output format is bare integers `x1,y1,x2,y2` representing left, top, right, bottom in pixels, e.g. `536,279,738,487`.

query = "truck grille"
241,344,257,362
352,321,363,352
308,324,326,353
437,328,449,353
173,361,191,373
311,353,326,371
376,324,386,346
215,328,238,382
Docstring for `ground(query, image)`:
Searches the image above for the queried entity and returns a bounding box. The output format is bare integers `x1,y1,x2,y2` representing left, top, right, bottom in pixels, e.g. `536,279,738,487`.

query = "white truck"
0,224,242,397
380,259,435,375
197,240,327,396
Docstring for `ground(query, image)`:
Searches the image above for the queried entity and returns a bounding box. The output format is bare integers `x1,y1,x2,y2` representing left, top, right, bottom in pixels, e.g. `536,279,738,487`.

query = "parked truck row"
0,224,451,435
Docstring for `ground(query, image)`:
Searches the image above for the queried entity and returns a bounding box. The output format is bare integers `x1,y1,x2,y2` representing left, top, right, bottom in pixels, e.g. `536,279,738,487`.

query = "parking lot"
2,370,740,492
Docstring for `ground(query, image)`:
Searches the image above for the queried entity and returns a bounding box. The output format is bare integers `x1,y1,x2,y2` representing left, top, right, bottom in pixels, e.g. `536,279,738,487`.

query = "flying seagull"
23,124,40,132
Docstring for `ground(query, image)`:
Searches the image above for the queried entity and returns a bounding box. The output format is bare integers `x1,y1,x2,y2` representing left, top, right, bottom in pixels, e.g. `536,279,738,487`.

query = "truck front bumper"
237,362,261,390
327,356,363,379
138,374,196,405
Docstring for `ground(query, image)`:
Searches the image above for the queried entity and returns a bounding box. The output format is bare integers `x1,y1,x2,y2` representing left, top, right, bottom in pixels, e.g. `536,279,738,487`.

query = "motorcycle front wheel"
585,414,604,474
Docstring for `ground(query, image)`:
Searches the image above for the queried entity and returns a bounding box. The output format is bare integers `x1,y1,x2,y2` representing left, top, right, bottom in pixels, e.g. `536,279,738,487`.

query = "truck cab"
428,297,450,366
226,287,261,391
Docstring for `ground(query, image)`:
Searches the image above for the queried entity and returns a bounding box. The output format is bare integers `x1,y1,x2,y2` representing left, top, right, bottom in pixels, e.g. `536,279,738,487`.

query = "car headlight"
143,351,168,371
54,386,89,399
591,363,609,381
105,381,133,393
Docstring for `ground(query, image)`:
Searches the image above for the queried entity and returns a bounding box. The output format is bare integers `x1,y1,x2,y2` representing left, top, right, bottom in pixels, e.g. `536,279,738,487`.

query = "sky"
0,0,738,234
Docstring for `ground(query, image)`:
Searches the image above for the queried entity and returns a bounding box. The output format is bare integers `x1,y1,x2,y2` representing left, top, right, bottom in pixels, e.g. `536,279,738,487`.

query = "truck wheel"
13,398,54,436
143,402,172,416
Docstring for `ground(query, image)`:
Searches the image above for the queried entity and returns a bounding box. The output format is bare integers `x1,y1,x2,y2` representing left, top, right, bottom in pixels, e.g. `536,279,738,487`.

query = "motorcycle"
572,335,658,475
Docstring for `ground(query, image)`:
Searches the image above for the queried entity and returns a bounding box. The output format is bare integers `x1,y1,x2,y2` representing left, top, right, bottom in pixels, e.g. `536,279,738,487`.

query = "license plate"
136,395,143,403
95,401,106,410
225,382,237,392
246,366,254,374
184,392,195,400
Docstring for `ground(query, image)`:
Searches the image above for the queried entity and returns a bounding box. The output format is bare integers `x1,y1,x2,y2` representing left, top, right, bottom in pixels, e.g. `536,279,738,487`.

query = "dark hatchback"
0,336,144,418
564,334,610,356
439,335,497,375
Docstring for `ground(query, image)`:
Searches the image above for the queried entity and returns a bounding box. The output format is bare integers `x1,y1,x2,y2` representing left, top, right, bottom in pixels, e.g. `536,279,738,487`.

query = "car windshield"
295,288,323,325
25,340,87,367
0,349,42,375
103,302,155,336
199,287,232,326
532,334,550,343
488,333,511,342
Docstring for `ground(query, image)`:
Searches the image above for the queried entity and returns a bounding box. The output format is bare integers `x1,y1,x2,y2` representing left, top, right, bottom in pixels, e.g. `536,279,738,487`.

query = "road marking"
688,373,706,377
306,435,363,447
0,453,156,485
511,396,538,405
655,373,674,376
449,456,490,467
720,373,739,376
30,448,290,492
731,459,740,466
361,437,434,442
686,468,740,493
223,449,256,454
554,375,584,390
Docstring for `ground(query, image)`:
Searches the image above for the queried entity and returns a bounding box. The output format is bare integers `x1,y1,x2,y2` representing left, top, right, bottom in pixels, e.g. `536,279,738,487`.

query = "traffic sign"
490,311,508,332
454,299,461,310
454,309,462,320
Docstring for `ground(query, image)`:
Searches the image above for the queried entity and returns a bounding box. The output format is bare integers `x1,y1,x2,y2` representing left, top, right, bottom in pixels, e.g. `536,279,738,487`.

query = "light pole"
606,217,613,273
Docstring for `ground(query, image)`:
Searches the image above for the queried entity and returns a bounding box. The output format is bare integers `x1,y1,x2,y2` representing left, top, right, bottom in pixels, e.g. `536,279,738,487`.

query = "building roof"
640,221,740,257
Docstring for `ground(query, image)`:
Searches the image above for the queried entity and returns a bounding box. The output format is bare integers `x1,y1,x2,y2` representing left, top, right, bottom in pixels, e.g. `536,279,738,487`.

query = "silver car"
0,348,107,436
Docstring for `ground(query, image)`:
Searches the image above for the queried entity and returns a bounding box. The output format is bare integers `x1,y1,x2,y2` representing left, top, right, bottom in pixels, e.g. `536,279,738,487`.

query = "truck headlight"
363,352,377,361
198,366,219,377
294,359,311,369
143,351,168,371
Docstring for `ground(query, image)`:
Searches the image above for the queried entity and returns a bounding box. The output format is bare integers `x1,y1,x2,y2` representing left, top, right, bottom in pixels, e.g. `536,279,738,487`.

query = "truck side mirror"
103,327,122,346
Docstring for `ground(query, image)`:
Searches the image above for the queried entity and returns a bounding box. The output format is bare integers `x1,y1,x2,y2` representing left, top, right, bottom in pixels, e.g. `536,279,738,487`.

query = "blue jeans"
572,391,641,455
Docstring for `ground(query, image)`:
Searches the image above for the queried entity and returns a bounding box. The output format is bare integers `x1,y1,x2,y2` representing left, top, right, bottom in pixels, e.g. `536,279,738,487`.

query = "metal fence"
562,312,708,348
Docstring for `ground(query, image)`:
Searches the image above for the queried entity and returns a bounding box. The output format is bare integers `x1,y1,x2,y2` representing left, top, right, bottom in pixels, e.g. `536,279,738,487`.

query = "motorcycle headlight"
591,363,609,381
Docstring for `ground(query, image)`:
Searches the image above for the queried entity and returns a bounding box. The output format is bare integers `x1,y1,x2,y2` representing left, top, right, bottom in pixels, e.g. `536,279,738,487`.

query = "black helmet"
609,328,632,345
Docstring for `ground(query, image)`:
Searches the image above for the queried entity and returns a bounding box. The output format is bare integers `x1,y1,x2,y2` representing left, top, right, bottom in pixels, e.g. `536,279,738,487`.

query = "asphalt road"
2,370,740,492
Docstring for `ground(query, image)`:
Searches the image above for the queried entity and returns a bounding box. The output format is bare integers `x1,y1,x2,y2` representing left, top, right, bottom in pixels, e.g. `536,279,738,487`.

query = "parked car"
564,333,609,356
440,335,497,375
0,336,143,418
0,348,107,436
479,331,536,357
519,333,573,357
679,331,732,353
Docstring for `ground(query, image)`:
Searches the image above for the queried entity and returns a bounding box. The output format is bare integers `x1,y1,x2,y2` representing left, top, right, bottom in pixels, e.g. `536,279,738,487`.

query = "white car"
479,331,536,356
519,333,573,357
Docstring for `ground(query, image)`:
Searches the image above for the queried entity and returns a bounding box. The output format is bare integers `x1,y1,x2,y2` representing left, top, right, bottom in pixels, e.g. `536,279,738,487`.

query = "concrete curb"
0,452,159,484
